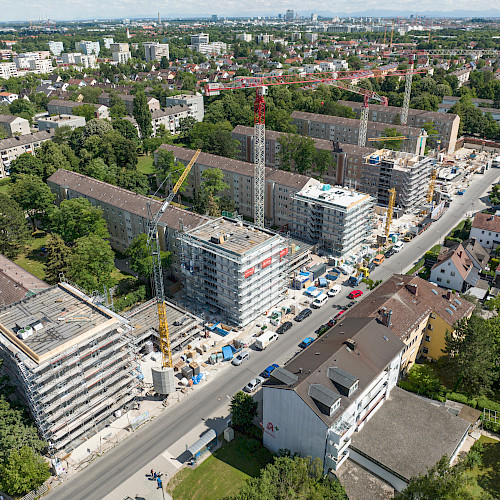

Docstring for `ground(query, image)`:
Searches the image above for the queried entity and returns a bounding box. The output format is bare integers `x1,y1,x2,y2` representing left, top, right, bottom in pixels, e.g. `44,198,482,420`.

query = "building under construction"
180,217,290,326
0,282,139,453
361,150,434,211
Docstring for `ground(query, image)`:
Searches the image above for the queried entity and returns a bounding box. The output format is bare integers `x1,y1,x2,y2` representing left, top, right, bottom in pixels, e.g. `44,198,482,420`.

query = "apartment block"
0,282,138,452
290,183,374,258
190,33,209,45
75,40,100,56
48,41,64,56
103,37,114,49
37,114,86,132
158,144,320,228
143,42,170,62
46,169,209,275
263,317,404,472
98,93,160,115
338,100,460,154
180,217,289,326
0,130,55,178
361,149,433,211
231,125,375,187
0,114,31,137
291,111,426,156
236,33,252,42
164,93,204,122
343,274,475,370
110,43,132,64
62,53,97,68
0,62,17,79
47,99,109,119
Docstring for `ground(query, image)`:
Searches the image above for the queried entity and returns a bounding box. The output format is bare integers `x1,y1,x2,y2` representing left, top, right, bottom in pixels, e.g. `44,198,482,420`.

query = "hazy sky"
1,0,498,22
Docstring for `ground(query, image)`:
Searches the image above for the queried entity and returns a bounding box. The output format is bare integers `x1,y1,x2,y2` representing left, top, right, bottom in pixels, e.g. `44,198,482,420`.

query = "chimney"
470,237,476,245
406,283,418,296
345,338,356,350
381,309,393,327
445,290,452,300
458,250,462,258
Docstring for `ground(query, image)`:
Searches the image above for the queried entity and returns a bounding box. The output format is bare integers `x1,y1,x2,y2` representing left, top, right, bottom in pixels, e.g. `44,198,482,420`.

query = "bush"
482,420,500,433
476,396,500,412
446,392,476,407
113,284,147,311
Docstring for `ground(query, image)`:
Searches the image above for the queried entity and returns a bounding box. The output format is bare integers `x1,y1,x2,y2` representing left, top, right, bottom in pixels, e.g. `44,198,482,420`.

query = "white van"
312,293,328,309
255,330,278,350
393,241,404,253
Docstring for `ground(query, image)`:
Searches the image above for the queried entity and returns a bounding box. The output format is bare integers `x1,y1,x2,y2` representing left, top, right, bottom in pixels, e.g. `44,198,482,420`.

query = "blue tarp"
306,286,317,294
222,346,233,360
318,277,327,287
299,271,311,277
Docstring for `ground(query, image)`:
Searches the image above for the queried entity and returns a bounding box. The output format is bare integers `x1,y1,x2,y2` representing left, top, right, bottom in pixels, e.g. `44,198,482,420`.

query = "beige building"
0,114,31,137
158,144,320,228
338,100,460,155
47,99,109,119
98,93,160,115
46,169,209,276
144,42,170,62
0,130,55,178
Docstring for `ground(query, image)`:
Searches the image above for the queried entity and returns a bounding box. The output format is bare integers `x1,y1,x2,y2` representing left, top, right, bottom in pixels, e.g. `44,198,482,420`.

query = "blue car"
299,337,314,348
262,363,279,378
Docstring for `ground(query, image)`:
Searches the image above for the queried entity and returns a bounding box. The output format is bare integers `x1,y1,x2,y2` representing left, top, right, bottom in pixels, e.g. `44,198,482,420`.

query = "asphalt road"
47,167,499,500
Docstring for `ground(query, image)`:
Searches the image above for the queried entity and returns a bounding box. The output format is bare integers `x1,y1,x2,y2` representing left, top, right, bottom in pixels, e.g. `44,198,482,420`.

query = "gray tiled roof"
0,130,55,151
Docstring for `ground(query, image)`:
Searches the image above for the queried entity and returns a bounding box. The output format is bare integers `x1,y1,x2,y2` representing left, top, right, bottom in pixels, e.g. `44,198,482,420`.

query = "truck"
255,330,279,350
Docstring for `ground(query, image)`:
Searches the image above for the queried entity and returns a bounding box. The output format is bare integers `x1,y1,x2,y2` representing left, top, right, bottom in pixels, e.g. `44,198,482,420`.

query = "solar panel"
431,289,438,295
454,299,462,306
445,308,453,315
449,304,456,311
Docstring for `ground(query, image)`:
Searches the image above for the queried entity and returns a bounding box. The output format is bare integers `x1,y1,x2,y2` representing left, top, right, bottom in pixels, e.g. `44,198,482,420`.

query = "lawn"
137,155,155,175
14,231,50,281
168,433,273,500
466,435,500,498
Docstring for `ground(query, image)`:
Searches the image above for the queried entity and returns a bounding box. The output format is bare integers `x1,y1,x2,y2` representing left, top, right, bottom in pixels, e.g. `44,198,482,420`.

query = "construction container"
224,427,235,442
190,362,200,376
152,366,175,395
181,365,194,379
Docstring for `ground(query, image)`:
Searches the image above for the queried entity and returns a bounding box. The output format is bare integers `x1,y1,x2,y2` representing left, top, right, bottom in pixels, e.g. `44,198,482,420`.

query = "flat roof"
185,217,279,256
294,183,371,210
351,387,470,481
38,114,83,122
0,283,123,364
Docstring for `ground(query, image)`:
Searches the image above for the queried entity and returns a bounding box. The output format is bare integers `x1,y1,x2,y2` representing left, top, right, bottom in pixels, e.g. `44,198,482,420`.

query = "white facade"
0,62,17,79
191,33,209,45
470,227,500,251
62,53,96,68
75,40,100,56
236,33,252,42
112,51,132,64
103,37,114,49
164,93,204,122
48,41,64,56
430,259,466,291
144,42,170,62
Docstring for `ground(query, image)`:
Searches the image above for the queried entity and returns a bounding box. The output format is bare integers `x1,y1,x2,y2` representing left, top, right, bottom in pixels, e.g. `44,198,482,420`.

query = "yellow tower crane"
426,167,437,204
147,149,201,369
385,187,396,238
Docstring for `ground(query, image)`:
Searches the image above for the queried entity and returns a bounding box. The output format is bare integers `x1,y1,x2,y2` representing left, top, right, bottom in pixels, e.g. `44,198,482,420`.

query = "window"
437,277,442,282
440,269,445,274
450,271,455,276
425,335,431,342
430,313,436,319
428,324,434,331
423,347,429,354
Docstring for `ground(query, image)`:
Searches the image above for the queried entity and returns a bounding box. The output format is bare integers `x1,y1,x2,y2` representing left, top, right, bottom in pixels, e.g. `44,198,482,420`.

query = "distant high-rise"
158,12,161,24
311,13,318,22
285,9,294,22
212,14,218,22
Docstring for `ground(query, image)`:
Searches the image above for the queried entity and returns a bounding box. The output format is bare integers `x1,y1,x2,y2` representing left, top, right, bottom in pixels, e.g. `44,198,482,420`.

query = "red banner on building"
244,267,255,278
279,248,289,259
261,257,272,269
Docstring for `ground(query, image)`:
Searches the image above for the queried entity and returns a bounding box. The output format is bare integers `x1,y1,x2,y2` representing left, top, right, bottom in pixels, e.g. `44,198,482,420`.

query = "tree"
0,446,50,496
117,169,149,195
126,234,171,280
405,364,445,399
35,141,71,180
229,456,348,500
178,116,197,137
201,168,229,200
45,235,72,284
50,198,108,243
67,236,115,292
0,194,30,258
133,91,153,139
52,125,74,145
277,134,316,174
377,127,404,151
400,456,473,500
110,98,126,118
82,118,113,138
112,119,139,143
188,122,241,158
230,391,258,432
73,104,98,122
313,149,335,176
9,153,45,180
443,315,500,396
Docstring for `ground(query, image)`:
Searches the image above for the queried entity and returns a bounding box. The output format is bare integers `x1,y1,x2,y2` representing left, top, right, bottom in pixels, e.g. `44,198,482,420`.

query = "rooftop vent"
344,338,356,350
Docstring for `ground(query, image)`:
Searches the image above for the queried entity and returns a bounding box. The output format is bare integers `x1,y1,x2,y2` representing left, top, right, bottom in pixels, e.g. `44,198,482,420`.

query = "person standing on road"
157,477,162,489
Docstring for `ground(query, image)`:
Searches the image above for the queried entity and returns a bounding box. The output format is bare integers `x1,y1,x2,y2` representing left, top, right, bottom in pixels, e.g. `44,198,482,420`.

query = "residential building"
291,111,426,156
164,93,204,122
98,93,160,115
231,125,375,187
304,32,318,43
191,41,227,55
143,42,170,62
361,149,433,211
14,53,53,74
470,212,500,250
236,33,252,42
285,9,294,21
0,282,138,452
103,37,114,49
191,33,209,45
462,238,489,271
110,43,131,64
48,41,64,56
263,317,404,472
47,100,109,119
0,62,17,79
450,67,471,87
337,100,460,155
158,144,320,228
0,130,55,178
0,92,18,104
37,114,86,132
62,53,97,68
150,106,191,135
255,34,273,44
0,114,31,137
46,169,209,275
75,40,100,56
180,217,290,326
343,274,475,369
290,183,374,258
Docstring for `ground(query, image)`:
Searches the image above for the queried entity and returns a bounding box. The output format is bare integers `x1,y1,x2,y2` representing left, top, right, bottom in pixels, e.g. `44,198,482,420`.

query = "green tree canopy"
126,234,171,280
73,103,98,122
9,152,45,180
277,133,316,174
188,122,240,159
0,193,30,258
230,391,258,432
133,91,153,139
377,127,404,151
45,234,72,285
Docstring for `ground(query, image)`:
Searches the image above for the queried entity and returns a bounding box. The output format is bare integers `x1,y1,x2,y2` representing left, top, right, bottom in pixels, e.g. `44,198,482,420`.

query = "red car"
348,290,363,299
334,310,346,320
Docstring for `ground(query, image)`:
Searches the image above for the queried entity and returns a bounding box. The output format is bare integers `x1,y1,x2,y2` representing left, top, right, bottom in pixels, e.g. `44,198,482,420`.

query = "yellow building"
344,275,475,374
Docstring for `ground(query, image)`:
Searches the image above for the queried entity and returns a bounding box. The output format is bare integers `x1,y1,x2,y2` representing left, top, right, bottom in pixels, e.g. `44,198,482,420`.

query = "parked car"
327,284,342,297
276,321,293,334
244,376,265,392
393,241,404,253
367,262,376,272
385,249,395,258
348,290,363,299
294,308,312,322
262,364,279,378
334,310,346,320
232,351,250,366
299,337,314,348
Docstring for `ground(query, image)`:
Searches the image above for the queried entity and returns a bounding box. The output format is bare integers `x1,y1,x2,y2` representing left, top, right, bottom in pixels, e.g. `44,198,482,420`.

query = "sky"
1,0,499,22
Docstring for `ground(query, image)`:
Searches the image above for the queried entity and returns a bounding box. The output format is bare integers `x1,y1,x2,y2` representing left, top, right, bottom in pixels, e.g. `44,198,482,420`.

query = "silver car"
244,376,265,392
232,350,250,366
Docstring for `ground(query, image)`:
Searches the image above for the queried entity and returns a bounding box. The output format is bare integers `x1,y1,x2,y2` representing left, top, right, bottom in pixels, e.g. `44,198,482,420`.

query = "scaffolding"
426,167,437,203
385,188,396,238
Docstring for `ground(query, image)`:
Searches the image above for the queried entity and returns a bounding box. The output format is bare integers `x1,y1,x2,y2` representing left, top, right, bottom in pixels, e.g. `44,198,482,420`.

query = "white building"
191,33,209,45
75,40,100,56
291,183,374,258
103,37,114,49
0,114,31,137
0,62,17,80
164,93,204,122
62,53,97,68
110,43,131,64
48,41,64,56
236,33,252,42
191,41,227,55
143,42,170,62
305,32,318,43
470,212,500,251
263,317,404,472
180,217,290,326
255,34,273,44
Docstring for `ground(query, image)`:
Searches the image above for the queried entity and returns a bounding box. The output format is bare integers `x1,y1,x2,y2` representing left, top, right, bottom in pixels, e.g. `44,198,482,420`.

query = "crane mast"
254,87,266,228
147,149,201,368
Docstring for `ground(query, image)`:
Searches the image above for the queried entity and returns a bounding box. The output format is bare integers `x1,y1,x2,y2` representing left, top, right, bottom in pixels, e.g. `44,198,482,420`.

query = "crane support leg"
254,87,266,228
358,95,369,147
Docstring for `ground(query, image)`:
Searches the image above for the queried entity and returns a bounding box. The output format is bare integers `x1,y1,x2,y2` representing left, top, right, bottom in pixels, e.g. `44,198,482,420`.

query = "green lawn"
14,231,50,281
137,155,155,175
169,433,273,500
466,435,500,498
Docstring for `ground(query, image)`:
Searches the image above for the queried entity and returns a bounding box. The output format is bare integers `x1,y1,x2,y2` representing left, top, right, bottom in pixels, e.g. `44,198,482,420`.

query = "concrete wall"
430,260,465,291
